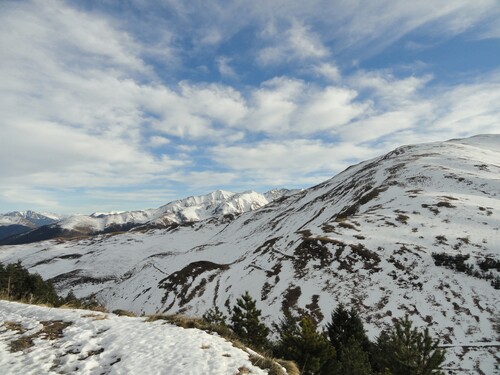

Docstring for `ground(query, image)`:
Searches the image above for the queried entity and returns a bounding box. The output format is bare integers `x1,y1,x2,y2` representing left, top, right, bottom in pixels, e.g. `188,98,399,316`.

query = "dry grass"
249,354,288,375
3,321,26,334
112,309,137,317
81,313,108,320
9,335,35,352
8,319,73,353
276,359,300,375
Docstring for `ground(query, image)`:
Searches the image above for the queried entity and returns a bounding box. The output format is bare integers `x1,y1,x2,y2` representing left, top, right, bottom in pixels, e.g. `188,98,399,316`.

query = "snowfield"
0,301,271,375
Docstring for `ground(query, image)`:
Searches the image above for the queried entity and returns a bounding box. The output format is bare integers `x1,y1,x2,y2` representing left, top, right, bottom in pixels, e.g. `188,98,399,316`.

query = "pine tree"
276,315,335,375
374,315,445,375
0,261,60,305
326,304,370,353
322,338,373,375
230,291,270,349
202,305,227,326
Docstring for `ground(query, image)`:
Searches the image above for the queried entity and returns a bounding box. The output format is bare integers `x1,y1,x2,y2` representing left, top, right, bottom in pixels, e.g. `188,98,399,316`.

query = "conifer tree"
326,304,370,353
230,291,269,349
202,305,227,326
0,261,60,305
322,338,373,375
374,315,445,375
275,315,335,375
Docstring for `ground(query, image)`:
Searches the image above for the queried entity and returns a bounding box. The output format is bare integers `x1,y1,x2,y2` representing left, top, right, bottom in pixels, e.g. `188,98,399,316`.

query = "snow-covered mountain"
0,210,61,228
0,135,499,373
0,211,62,242
0,300,278,375
1,189,298,244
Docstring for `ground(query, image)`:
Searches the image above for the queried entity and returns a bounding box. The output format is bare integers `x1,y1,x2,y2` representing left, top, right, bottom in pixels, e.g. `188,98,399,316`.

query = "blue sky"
1,0,499,214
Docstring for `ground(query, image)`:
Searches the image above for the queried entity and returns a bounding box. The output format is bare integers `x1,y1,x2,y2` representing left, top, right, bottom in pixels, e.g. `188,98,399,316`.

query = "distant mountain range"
0,211,62,241
0,189,299,244
0,135,498,374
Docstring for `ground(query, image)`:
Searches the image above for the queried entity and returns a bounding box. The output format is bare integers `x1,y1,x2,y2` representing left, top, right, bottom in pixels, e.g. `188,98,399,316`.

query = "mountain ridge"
0,189,300,244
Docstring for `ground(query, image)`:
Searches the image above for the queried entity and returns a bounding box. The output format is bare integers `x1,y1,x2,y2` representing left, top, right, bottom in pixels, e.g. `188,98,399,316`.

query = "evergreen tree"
275,315,335,375
322,338,373,375
202,305,227,326
230,291,270,349
0,261,60,305
374,315,445,375
326,304,371,353
272,313,300,358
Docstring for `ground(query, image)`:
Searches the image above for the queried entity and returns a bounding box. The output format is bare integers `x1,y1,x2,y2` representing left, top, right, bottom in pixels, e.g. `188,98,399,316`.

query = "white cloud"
169,171,239,189
212,140,377,186
242,77,366,135
1,187,60,210
216,56,238,79
430,78,500,134
243,77,303,134
150,136,171,147
257,21,329,65
147,0,500,61
313,63,341,81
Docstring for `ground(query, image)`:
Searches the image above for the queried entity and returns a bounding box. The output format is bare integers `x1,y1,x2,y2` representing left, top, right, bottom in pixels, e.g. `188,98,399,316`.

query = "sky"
1,0,499,214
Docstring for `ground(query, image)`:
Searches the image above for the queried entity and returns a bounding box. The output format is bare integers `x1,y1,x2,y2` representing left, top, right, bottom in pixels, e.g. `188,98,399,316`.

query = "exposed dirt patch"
160,261,229,307
293,238,334,277
305,295,324,324
8,319,73,353
281,286,302,315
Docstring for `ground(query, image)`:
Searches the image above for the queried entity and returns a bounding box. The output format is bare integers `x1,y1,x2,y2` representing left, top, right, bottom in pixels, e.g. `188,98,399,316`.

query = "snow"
0,301,270,375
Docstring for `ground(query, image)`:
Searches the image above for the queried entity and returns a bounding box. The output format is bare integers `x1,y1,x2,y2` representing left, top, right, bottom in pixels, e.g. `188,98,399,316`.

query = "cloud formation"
0,0,499,213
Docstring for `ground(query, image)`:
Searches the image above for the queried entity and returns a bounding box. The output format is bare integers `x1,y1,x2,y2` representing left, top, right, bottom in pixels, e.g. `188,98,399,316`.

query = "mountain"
0,189,298,245
0,211,62,241
0,300,279,375
0,135,498,373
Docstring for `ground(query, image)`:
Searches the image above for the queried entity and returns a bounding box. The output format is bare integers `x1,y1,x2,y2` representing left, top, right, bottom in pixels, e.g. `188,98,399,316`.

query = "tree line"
203,291,445,375
0,261,96,308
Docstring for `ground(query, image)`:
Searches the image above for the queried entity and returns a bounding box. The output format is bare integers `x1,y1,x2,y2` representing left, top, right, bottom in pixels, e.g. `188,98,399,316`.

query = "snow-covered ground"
0,301,272,375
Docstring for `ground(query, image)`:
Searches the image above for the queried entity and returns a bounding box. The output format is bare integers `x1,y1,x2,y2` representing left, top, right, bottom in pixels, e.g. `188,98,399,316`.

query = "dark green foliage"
230,291,270,350
432,252,499,287
0,261,59,305
202,305,227,326
431,252,470,272
275,315,335,375
477,257,500,272
326,304,370,353
322,339,373,375
374,315,445,375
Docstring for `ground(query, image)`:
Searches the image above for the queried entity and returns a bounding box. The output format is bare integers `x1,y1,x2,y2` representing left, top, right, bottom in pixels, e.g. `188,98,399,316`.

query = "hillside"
0,135,498,373
0,301,275,375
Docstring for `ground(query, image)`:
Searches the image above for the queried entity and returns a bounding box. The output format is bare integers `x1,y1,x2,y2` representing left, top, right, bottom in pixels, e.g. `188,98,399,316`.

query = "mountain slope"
0,135,498,373
0,301,274,375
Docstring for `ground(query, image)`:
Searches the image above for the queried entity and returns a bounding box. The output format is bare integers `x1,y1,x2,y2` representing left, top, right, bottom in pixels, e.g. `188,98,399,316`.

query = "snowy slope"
0,135,499,373
0,300,272,375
